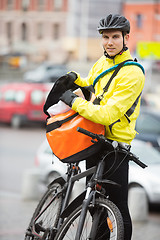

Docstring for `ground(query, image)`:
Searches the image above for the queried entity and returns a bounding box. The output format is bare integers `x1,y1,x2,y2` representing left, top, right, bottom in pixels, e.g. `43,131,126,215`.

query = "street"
0,124,46,240
0,124,160,240
0,124,45,193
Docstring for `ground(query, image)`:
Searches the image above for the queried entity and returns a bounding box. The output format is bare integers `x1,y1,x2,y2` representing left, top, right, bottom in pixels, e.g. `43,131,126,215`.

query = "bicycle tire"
24,180,64,240
55,198,124,240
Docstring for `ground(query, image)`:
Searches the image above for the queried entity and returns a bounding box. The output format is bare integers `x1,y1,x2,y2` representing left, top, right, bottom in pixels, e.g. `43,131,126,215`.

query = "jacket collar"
106,49,133,65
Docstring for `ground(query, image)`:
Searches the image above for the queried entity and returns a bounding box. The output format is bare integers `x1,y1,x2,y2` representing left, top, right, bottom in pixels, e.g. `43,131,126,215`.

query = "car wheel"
11,115,23,128
46,171,60,185
128,184,149,205
129,183,143,190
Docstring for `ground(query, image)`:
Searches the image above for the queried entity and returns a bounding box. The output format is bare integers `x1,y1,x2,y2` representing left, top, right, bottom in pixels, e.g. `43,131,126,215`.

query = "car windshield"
131,141,160,165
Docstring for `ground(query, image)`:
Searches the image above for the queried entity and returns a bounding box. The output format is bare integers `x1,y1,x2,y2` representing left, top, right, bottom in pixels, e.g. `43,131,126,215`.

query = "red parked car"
0,82,52,128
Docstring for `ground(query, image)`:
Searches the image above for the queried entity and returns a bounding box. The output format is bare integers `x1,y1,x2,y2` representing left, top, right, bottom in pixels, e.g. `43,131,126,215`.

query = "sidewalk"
0,192,160,240
0,192,37,240
132,214,160,240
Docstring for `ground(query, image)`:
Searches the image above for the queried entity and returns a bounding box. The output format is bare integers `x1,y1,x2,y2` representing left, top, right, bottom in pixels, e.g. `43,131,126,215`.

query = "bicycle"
24,127,147,240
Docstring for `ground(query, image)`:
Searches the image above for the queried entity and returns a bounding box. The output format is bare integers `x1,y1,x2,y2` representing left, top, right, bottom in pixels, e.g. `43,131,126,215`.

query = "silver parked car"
34,139,86,185
34,139,160,204
129,140,160,204
23,62,68,83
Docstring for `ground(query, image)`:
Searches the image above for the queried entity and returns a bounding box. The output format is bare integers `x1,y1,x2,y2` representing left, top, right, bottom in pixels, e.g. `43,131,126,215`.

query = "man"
59,14,145,240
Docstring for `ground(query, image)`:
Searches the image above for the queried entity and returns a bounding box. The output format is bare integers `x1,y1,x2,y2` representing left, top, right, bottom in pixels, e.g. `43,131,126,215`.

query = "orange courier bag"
46,109,105,163
44,75,105,163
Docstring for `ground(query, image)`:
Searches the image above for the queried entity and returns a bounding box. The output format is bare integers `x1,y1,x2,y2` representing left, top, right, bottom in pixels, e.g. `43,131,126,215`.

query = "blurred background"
0,1,160,240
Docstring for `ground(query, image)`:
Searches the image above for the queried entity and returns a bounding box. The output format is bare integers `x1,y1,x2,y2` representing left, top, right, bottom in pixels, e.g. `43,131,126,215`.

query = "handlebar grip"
77,127,112,147
132,155,148,169
77,127,96,139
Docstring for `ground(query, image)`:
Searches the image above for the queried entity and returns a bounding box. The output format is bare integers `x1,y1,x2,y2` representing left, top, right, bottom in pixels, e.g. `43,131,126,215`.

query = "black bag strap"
46,112,78,133
90,59,142,133
93,59,132,105
109,92,142,134
103,60,132,92
125,92,142,118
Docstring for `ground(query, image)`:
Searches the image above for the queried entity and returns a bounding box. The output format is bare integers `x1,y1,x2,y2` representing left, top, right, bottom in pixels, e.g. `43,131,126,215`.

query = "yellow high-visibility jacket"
72,49,145,144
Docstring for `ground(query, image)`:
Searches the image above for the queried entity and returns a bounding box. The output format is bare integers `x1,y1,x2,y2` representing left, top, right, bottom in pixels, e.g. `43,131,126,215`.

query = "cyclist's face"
102,30,129,57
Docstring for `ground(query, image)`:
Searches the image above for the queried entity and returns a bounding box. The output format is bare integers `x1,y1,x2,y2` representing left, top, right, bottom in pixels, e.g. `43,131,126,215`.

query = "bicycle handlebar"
128,152,147,168
77,127,147,169
77,127,98,139
77,127,111,145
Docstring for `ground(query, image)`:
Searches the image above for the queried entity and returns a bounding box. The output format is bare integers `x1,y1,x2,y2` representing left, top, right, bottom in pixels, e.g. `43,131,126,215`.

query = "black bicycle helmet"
97,14,130,34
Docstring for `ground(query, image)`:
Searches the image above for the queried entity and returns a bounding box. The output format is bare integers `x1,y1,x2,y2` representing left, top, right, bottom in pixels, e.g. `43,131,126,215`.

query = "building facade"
66,0,122,61
1,0,159,64
0,0,68,63
0,0,123,64
123,0,160,55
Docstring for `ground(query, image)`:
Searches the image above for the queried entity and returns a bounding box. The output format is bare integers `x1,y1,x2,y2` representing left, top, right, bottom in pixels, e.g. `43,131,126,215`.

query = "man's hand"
60,90,78,107
59,71,78,89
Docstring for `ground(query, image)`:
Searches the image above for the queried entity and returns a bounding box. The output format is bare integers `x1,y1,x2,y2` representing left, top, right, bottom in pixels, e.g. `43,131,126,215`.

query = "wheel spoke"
55,198,124,240
24,182,63,240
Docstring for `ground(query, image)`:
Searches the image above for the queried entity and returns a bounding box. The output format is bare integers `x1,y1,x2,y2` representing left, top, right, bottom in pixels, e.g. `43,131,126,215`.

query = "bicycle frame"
74,158,107,240
53,133,147,240
31,156,113,240
57,164,97,229
27,127,147,240
56,157,118,240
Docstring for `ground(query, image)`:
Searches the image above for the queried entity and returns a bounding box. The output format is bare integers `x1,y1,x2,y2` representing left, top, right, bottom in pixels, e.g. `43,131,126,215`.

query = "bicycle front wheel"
24,180,64,240
55,198,124,240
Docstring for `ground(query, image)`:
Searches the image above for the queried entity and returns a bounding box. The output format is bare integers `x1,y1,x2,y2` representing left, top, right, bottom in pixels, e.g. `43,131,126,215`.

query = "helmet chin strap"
104,46,128,59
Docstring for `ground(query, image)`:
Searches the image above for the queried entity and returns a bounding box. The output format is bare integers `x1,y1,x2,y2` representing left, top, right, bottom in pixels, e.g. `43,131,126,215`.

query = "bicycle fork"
75,160,105,240
75,187,94,240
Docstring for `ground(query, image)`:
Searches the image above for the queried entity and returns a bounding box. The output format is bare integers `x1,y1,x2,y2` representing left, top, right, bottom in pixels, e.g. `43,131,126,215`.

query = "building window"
22,23,27,41
37,23,43,39
7,0,14,10
7,22,12,43
136,14,143,29
21,0,30,11
54,0,63,11
53,23,60,40
38,0,45,11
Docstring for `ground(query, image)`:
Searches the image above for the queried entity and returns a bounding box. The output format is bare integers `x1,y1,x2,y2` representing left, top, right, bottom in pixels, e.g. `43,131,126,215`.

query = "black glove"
59,71,78,89
60,90,78,107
